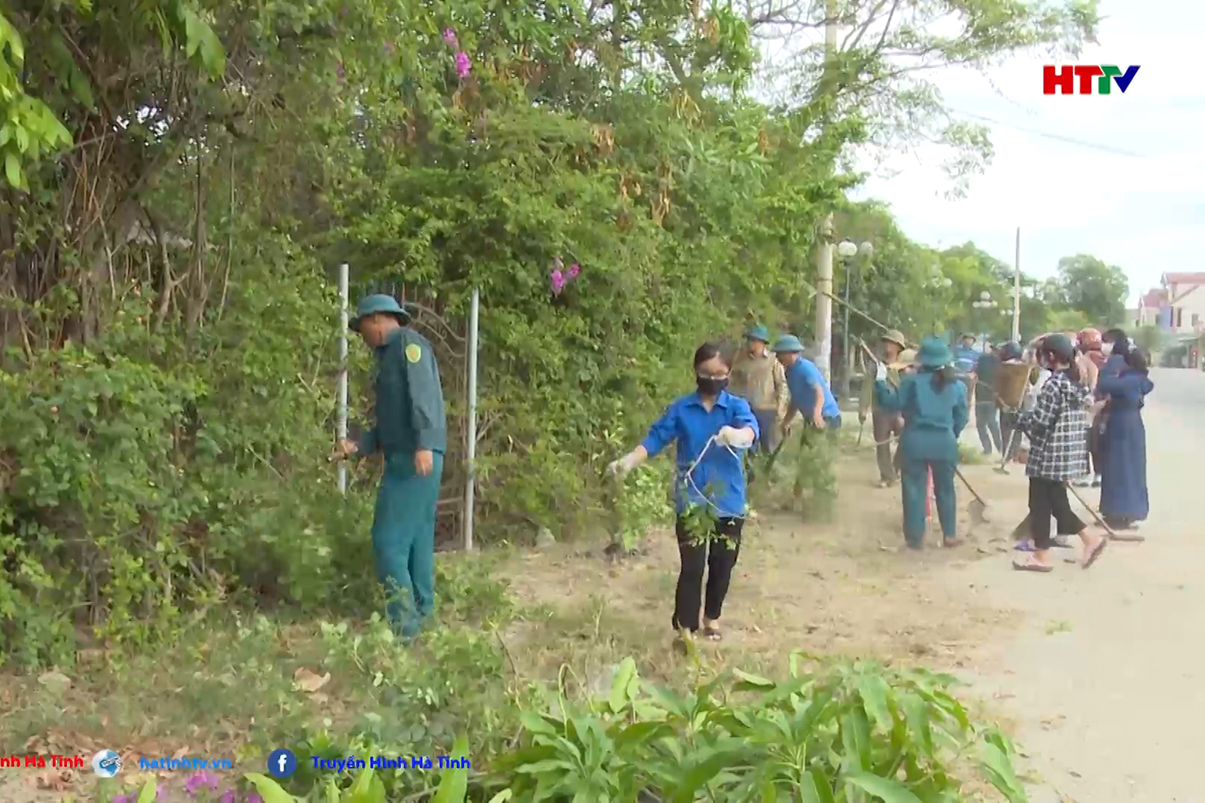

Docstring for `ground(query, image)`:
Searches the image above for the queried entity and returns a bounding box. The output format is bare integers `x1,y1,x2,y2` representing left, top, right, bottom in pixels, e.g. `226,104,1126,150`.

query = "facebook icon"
267,748,297,778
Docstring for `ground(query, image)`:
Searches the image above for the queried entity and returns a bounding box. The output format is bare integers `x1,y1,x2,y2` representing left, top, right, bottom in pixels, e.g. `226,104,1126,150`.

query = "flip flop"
1012,558,1054,573
1014,541,1036,552
1083,538,1107,570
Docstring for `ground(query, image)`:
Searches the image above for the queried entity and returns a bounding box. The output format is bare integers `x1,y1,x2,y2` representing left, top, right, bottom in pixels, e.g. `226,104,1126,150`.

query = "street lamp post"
971,291,999,342
837,239,873,400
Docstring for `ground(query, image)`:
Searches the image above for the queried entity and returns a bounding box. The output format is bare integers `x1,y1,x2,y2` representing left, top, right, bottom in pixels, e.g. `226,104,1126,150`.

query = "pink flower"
567,263,580,279
246,794,263,803
550,269,565,295
454,51,471,78
443,28,459,48
219,792,236,803
185,771,221,795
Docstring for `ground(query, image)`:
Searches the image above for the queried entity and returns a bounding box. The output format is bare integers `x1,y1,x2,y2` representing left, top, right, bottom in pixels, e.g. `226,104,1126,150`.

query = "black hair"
693,342,729,370
924,364,956,392
1126,349,1149,373
1104,328,1130,356
1039,340,1081,383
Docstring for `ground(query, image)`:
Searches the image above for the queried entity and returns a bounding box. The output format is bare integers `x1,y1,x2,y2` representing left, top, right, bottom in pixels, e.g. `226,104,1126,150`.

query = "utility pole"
814,0,838,381
1012,227,1021,342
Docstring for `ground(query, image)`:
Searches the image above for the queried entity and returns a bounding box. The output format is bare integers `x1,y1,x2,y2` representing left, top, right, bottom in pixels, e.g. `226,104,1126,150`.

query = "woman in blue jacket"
875,337,969,550
609,343,759,650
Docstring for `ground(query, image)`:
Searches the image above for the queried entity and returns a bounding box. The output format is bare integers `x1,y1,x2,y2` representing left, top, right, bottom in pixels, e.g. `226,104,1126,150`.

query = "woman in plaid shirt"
1012,333,1108,572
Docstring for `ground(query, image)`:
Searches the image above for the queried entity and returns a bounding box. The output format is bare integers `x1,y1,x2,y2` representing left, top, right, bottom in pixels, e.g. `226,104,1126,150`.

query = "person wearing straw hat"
608,342,759,650
331,294,447,640
729,324,789,456
874,336,968,549
860,329,908,487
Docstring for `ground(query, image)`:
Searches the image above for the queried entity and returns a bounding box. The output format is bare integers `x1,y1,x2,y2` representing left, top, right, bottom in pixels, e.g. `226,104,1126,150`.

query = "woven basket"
994,362,1034,409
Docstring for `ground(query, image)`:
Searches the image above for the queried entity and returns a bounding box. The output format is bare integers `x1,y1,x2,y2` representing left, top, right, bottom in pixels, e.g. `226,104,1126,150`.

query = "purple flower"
184,771,221,796
443,28,459,48
246,794,263,803
567,263,580,279
219,791,236,803
113,796,130,803
454,51,472,79
550,269,565,295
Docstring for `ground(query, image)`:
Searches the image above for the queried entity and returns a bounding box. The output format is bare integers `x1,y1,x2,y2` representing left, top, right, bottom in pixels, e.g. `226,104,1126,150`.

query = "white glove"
875,361,888,382
607,452,640,477
716,425,754,448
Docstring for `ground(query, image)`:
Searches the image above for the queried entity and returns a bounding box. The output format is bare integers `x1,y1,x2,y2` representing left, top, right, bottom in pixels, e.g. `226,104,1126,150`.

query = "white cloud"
853,0,1205,304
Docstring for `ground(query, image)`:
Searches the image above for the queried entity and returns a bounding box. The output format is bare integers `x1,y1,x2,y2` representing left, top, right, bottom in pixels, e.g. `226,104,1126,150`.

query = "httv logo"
267,749,297,778
1043,65,1139,95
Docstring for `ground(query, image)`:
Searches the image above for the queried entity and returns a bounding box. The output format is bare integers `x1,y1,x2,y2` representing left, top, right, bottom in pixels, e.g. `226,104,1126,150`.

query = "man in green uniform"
874,337,968,549
859,329,907,488
332,294,447,640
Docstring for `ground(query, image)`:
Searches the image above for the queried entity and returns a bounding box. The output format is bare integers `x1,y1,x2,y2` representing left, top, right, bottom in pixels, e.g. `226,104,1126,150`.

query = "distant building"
1135,288,1166,328
1158,272,1205,335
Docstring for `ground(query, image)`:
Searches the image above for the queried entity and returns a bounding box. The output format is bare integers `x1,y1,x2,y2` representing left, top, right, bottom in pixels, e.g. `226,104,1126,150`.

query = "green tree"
1055,254,1129,326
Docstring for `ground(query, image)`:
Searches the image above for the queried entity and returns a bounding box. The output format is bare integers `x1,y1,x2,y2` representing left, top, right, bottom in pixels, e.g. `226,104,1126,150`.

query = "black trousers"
673,516,743,632
1000,411,1021,460
1027,478,1085,550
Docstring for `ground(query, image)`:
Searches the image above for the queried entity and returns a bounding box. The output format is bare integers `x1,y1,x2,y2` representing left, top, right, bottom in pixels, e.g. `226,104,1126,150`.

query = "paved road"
955,367,1203,802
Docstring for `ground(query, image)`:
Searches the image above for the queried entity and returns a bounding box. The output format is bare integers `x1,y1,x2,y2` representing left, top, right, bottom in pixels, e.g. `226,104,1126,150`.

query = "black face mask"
696,376,728,396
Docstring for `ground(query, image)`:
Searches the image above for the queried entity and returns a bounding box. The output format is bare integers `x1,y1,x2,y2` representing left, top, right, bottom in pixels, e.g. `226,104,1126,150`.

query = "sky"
850,0,1205,306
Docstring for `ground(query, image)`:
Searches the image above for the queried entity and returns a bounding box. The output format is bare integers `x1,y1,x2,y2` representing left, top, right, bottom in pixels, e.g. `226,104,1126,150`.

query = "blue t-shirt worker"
608,342,759,653
772,335,841,437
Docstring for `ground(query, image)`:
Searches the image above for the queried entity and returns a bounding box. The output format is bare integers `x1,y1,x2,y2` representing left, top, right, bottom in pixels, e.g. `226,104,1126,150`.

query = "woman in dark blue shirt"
609,343,759,650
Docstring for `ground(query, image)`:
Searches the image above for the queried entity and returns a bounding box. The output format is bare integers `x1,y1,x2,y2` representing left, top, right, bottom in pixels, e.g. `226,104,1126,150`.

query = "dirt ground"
506,447,1026,679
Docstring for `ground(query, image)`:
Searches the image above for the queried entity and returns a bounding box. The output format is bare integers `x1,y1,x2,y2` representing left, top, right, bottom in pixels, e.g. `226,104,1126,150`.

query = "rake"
954,466,991,529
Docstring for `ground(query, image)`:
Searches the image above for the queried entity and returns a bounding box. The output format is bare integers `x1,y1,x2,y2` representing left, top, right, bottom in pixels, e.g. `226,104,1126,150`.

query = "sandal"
703,621,722,641
943,537,964,548
1012,557,1055,572
1083,537,1107,570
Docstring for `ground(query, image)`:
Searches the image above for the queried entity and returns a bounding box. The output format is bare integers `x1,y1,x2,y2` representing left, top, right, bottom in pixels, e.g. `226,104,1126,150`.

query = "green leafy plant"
476,654,1029,802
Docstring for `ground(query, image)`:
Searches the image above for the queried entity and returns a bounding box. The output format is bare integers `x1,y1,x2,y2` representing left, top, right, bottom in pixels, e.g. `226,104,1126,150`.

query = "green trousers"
372,451,443,638
900,456,957,547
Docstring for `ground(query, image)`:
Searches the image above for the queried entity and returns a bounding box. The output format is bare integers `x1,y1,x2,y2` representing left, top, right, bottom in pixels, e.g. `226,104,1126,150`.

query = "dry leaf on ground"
293,667,331,693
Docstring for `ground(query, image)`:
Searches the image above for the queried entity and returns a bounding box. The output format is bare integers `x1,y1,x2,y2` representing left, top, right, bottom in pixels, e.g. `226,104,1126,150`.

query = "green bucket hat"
745,324,770,343
916,336,953,368
772,334,805,354
349,294,411,332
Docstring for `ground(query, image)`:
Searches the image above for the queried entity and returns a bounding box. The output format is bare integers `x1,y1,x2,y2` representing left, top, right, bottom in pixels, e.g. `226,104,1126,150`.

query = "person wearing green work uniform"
332,294,447,639
874,336,968,550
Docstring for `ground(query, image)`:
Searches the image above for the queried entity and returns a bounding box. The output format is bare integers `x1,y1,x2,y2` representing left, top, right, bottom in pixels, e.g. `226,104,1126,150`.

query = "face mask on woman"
1102,341,1114,356
696,376,729,396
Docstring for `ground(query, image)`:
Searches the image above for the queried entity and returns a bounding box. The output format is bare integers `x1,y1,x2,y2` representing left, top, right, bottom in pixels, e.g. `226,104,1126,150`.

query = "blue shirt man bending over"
771,335,841,436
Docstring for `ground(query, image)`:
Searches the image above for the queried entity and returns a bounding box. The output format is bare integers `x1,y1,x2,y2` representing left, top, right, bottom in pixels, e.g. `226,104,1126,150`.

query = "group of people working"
332,289,1152,649
863,326,1152,571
